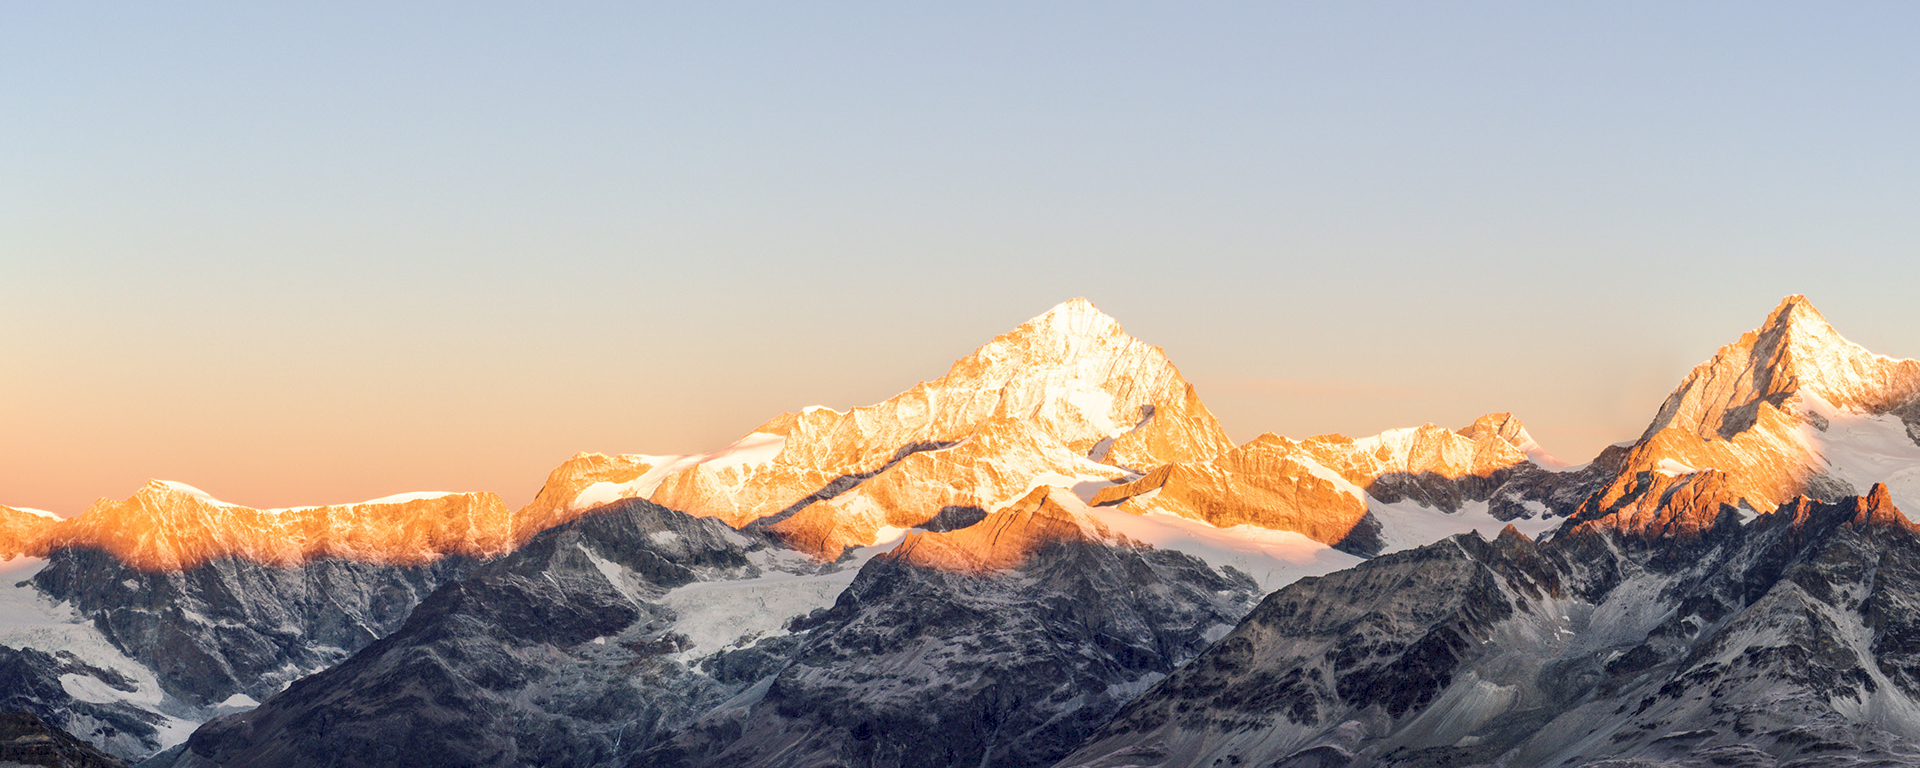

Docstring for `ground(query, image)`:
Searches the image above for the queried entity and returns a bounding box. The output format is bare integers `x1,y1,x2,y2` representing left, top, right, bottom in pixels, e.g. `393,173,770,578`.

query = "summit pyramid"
530,298,1235,558
1571,295,1920,537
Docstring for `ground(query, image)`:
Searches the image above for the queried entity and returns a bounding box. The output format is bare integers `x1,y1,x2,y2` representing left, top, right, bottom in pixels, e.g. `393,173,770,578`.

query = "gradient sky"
6,3,1920,514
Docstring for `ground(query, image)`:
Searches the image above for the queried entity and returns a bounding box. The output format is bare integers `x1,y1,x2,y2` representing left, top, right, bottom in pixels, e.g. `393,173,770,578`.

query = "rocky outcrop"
511,452,662,544
142,499,786,768
1059,485,1920,768
0,710,127,768
0,506,59,562
641,489,1260,768
1089,413,1559,555
0,647,161,761
30,548,474,707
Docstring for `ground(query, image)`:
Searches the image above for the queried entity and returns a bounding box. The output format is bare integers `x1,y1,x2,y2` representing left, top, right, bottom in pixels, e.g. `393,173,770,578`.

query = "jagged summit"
1645,295,1919,441
1575,295,1920,536
992,297,1126,352
558,298,1233,558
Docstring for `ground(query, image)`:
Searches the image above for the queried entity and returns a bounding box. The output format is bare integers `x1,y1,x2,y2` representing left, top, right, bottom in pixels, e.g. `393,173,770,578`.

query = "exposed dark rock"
639,535,1257,768
0,710,127,768
31,549,476,707
1060,487,1920,768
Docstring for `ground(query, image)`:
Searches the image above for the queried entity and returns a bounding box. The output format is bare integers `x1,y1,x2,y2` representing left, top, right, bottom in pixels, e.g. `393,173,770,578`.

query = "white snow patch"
59,673,135,705
660,541,897,658
571,432,788,511
1058,494,1363,594
155,480,240,507
353,490,460,505
8,506,62,520
1799,391,1920,516
1653,458,1697,477
1066,386,1121,436
1368,499,1560,555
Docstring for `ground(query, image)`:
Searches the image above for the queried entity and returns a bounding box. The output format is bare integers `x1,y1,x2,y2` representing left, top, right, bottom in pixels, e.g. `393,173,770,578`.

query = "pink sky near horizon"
0,294,1825,517
8,5,1920,516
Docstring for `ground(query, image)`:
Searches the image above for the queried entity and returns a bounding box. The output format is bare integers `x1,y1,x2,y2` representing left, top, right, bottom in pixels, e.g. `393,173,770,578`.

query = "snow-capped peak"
1643,295,1920,442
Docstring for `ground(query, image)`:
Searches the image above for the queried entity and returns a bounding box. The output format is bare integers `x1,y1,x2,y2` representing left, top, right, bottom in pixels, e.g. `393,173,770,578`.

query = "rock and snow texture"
142,490,1322,768
25,293,1920,768
544,298,1236,558
0,710,129,768
0,543,477,761
7,481,517,571
1059,486,1920,768
1088,413,1578,556
640,489,1266,768
1571,296,1920,538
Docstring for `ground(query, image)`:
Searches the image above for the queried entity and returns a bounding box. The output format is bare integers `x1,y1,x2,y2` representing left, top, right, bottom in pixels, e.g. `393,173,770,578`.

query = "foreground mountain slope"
144,487,1283,768
1060,485,1920,768
143,498,769,768
1060,298,1920,768
638,487,1262,768
0,483,514,760
0,710,128,768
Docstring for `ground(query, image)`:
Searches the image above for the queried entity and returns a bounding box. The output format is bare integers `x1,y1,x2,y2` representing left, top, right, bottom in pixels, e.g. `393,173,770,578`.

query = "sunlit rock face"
510,452,662,543
0,482,510,756
0,504,59,560
22,481,514,571
548,298,1235,559
1089,414,1551,554
1571,296,1920,537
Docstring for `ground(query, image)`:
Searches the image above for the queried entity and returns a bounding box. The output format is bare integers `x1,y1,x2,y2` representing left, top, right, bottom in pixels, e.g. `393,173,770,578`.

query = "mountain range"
5,295,1920,767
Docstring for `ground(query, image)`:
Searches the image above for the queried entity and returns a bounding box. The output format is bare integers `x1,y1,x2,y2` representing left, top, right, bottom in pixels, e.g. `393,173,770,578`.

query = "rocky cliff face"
545,298,1235,559
143,498,767,768
1571,296,1920,537
0,710,128,768
641,488,1260,768
0,483,517,761
144,489,1267,768
31,548,473,707
0,645,165,761
33,482,514,571
1089,413,1565,556
1060,485,1920,768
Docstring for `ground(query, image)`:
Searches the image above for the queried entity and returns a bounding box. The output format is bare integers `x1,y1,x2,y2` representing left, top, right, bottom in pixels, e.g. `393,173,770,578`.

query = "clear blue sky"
5,2,1919,511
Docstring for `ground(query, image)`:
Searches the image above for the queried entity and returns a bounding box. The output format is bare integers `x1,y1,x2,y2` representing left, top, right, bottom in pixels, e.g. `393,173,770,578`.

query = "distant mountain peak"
1644,295,1915,442
1575,295,1920,534
591,297,1232,558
